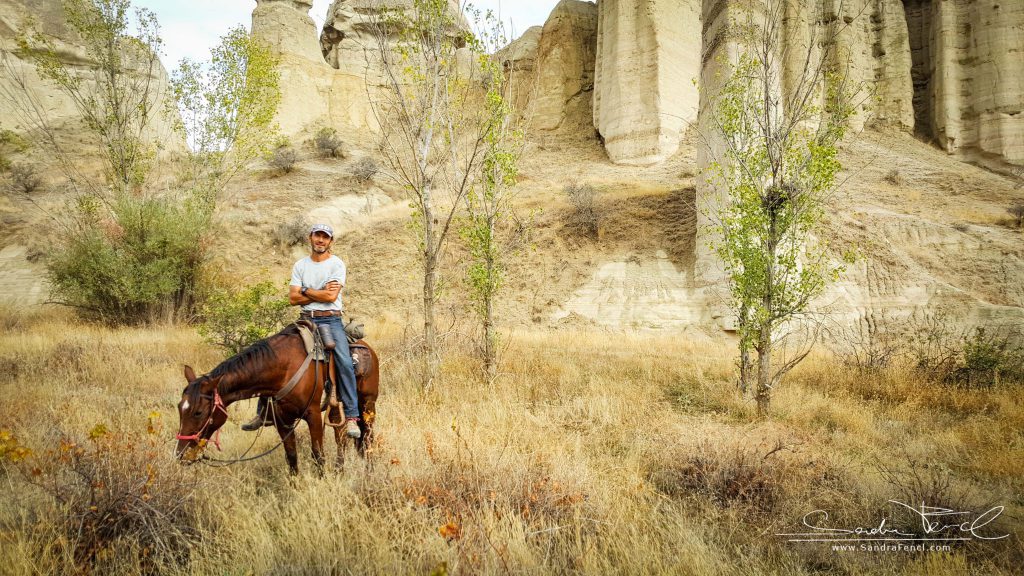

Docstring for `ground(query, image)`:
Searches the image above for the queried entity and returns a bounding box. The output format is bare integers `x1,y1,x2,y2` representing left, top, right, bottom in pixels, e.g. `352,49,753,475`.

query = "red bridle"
176,388,228,451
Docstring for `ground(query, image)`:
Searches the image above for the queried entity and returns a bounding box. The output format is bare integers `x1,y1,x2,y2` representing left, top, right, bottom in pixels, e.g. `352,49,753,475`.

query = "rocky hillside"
0,0,1021,336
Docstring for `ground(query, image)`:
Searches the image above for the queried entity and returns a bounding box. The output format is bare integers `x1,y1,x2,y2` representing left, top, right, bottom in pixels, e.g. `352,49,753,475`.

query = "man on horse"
241,223,362,439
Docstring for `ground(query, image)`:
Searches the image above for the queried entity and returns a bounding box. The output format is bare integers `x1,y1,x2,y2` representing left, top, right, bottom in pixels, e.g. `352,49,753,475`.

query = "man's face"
310,231,332,253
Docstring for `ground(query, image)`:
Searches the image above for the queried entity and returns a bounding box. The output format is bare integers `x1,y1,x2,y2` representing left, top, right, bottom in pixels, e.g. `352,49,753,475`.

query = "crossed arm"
289,280,341,306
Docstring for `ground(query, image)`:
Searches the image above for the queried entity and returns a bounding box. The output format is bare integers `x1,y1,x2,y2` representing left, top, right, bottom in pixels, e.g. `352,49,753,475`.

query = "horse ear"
184,365,196,382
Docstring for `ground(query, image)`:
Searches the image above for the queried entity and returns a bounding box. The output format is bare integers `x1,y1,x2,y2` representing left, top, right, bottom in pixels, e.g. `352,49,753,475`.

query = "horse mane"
185,324,300,399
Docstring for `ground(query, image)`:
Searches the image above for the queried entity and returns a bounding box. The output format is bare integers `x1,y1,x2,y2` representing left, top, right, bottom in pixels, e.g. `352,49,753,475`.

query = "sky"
137,0,561,72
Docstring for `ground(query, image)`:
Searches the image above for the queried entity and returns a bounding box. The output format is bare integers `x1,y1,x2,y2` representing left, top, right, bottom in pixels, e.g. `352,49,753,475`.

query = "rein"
180,325,325,466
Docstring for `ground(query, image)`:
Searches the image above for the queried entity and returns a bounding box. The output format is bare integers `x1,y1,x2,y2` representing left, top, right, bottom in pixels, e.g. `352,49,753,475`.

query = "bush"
909,316,1024,387
351,157,378,183
1008,203,1024,228
563,182,601,237
955,327,1024,387
1,421,208,572
829,316,904,373
6,162,42,194
883,169,904,186
0,129,29,174
313,127,344,159
650,443,784,518
271,216,309,250
46,192,210,324
198,280,291,355
268,145,297,174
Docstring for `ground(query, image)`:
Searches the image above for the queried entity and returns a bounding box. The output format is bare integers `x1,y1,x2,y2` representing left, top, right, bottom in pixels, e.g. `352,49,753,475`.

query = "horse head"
175,365,229,462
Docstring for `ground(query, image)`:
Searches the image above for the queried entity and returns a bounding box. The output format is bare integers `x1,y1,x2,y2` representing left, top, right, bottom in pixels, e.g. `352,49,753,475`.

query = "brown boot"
241,397,273,431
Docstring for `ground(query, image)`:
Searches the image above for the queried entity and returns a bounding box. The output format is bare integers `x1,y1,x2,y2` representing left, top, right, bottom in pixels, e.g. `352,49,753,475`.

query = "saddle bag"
344,318,365,343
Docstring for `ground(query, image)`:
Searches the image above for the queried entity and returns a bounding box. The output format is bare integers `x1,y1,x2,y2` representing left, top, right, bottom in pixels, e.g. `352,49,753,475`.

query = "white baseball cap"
309,223,334,238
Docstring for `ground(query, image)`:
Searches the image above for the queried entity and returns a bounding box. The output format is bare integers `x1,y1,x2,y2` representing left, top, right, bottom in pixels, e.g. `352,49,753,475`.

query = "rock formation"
903,0,1024,165
532,0,598,135
495,25,540,120
321,0,466,135
251,0,333,138
0,0,183,154
592,0,701,165
821,0,915,131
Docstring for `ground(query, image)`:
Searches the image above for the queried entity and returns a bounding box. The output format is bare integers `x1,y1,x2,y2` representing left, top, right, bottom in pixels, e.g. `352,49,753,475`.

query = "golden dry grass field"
1,304,1022,575
1,121,1023,575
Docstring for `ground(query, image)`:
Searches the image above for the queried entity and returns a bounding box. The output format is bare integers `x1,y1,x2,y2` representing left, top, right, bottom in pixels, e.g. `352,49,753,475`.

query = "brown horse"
174,323,379,474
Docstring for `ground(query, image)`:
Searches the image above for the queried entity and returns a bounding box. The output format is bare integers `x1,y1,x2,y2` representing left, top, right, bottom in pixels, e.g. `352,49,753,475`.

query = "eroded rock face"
495,25,541,119
532,0,598,135
592,0,701,166
251,0,332,138
0,0,184,154
311,0,468,136
823,0,915,131
904,0,1024,165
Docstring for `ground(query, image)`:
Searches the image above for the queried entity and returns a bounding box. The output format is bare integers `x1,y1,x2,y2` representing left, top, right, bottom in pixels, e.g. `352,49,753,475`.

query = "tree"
3,0,214,323
702,0,857,416
458,6,527,380
10,0,166,195
368,0,506,387
170,25,281,207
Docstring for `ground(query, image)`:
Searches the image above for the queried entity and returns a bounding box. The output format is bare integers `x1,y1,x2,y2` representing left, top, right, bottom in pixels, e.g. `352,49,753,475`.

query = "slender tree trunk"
756,326,772,418
423,253,437,388
483,215,497,380
422,182,437,389
737,304,751,393
739,346,752,394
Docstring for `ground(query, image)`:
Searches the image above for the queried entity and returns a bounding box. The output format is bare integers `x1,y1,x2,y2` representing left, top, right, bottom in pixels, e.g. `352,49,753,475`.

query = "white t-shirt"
290,255,346,312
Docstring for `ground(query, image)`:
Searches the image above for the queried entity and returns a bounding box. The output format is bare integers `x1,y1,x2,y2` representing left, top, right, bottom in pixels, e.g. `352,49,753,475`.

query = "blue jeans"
313,316,359,419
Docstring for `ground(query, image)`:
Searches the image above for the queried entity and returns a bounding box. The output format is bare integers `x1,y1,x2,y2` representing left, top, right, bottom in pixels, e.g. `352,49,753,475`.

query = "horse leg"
329,404,345,469
357,397,376,460
307,408,325,476
278,422,300,475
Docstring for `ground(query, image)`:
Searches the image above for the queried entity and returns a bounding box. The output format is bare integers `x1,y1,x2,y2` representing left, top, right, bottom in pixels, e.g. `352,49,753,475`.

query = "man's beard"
312,245,329,254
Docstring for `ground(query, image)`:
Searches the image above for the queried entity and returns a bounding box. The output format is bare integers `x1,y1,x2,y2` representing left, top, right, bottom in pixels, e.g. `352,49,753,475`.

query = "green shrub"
0,129,29,174
313,127,344,158
910,317,1024,387
954,327,1024,387
46,192,210,324
198,280,291,355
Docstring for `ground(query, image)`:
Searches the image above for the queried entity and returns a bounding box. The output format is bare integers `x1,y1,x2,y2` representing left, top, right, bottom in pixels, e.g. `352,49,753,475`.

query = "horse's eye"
192,410,203,418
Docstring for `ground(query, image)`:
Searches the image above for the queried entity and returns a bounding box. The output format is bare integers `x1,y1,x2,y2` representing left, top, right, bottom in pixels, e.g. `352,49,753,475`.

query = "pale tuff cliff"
252,0,466,140
592,0,701,165
533,0,598,135
251,0,333,137
247,0,1021,167
903,0,1024,165
0,0,183,153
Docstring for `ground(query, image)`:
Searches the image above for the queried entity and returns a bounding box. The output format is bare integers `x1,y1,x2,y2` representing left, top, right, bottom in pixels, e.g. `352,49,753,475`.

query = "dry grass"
1,308,1022,575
